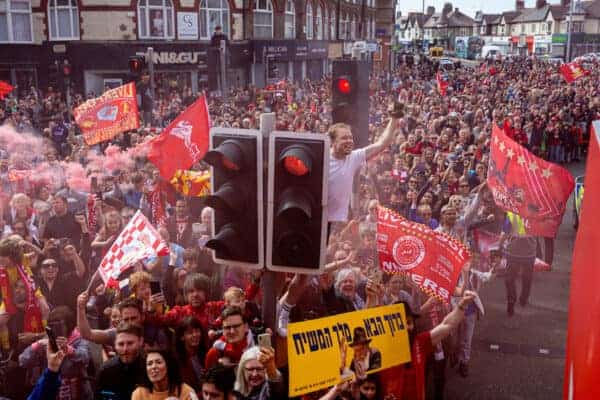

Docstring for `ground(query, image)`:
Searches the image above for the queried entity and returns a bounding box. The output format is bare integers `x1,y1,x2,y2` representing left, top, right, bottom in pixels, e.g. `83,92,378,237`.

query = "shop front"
253,40,329,87
0,44,44,96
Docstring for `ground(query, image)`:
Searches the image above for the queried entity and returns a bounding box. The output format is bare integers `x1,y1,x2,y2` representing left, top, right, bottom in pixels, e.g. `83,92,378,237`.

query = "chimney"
516,0,525,10
535,0,547,8
454,7,459,13
426,6,435,16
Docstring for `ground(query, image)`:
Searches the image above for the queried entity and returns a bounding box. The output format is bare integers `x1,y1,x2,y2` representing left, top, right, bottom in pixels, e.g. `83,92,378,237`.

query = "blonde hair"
129,271,152,294
224,287,244,302
10,193,31,209
234,346,263,396
327,122,351,141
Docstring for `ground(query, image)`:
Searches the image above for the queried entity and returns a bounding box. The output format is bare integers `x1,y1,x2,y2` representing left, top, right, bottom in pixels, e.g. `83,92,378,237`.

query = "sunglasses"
42,262,58,268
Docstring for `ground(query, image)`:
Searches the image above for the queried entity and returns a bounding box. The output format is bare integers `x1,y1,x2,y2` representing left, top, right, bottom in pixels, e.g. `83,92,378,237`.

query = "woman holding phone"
233,346,284,400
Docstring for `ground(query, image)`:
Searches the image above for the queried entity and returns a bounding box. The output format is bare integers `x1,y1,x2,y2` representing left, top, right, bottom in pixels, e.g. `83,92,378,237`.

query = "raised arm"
365,115,398,161
76,292,112,345
430,291,476,347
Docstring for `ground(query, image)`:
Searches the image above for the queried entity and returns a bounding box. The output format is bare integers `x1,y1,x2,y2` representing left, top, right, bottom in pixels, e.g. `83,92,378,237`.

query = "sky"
397,0,563,19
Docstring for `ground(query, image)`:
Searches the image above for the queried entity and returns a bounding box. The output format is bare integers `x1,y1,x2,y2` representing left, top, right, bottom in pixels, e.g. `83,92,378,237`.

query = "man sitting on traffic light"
328,102,403,225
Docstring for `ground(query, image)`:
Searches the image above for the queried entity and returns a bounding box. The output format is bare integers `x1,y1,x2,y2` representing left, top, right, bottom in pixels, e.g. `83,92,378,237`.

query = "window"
0,0,32,42
138,0,174,39
531,23,535,33
323,7,328,39
547,21,552,33
520,23,524,33
371,16,375,39
315,4,322,39
330,8,335,39
350,14,355,40
306,2,312,39
253,0,273,38
284,0,294,39
47,0,79,40
199,0,229,40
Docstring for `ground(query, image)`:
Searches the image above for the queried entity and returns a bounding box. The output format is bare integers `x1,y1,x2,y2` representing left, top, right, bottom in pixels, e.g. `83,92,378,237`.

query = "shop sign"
376,28,387,38
552,34,567,44
177,12,199,40
147,51,207,64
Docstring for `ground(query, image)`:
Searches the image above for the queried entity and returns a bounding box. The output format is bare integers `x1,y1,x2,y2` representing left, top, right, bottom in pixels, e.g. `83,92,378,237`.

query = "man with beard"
96,323,145,400
372,288,478,400
328,103,401,224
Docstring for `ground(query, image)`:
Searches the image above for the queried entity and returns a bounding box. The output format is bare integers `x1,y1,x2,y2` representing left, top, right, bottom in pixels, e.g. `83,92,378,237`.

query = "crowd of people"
0,54,595,400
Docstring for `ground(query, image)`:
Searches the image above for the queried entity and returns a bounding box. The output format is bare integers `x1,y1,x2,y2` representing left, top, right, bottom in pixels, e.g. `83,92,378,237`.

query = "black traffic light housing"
128,55,146,76
331,59,370,148
204,128,264,269
48,61,60,88
267,131,329,274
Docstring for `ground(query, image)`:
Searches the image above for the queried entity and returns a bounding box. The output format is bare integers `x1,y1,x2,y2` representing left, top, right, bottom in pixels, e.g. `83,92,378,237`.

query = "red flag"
377,207,470,303
147,96,210,180
98,210,169,284
74,83,139,145
487,125,574,237
559,62,587,83
0,81,14,99
563,121,600,400
436,71,449,96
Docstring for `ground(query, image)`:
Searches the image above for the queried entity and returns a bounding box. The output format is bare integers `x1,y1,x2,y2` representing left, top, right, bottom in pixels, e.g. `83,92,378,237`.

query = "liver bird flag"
559,62,588,84
487,125,574,237
147,95,210,180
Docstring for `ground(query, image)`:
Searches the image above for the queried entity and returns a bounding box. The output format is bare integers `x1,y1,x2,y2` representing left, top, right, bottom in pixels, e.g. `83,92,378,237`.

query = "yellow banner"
287,304,411,397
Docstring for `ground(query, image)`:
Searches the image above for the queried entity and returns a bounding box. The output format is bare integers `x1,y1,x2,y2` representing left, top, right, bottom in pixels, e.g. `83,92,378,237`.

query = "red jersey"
380,331,433,400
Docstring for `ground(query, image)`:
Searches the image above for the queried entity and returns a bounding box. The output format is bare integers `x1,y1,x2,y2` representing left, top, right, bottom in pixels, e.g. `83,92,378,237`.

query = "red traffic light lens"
62,65,71,76
336,78,352,95
283,156,309,176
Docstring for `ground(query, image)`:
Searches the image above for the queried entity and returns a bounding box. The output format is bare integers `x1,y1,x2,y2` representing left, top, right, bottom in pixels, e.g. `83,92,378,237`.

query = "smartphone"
257,333,271,348
150,281,162,295
45,326,58,352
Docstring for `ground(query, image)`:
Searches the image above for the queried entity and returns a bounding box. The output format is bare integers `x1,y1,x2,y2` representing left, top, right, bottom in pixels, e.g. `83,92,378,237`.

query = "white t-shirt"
328,148,366,222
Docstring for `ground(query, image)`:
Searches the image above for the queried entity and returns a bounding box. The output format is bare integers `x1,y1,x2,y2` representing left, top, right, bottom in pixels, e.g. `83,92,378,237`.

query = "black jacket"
95,355,145,400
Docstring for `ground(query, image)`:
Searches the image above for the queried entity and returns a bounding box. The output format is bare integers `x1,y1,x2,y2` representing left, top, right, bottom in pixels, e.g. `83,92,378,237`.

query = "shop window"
284,0,294,39
138,0,174,39
0,0,32,42
350,14,356,40
253,0,272,39
315,4,322,40
330,8,335,39
306,2,312,39
200,0,229,40
47,0,79,40
323,7,328,40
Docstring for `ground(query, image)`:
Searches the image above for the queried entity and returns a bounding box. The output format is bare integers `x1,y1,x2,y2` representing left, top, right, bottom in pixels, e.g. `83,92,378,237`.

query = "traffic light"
331,59,370,148
204,128,264,268
266,131,329,274
62,61,72,87
48,61,60,88
128,55,146,76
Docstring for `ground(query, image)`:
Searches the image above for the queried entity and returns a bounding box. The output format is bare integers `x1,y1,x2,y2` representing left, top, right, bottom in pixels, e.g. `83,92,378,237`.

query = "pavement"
443,161,586,400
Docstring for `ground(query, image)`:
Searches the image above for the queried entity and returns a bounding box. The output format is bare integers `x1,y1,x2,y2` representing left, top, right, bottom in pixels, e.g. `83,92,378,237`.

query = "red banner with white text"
377,207,470,303
74,83,139,145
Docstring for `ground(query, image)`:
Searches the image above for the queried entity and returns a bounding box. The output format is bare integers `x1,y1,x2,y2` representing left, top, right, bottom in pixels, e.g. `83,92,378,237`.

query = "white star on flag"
542,168,552,178
529,162,539,172
506,148,514,159
494,136,499,144
517,155,526,166
499,142,506,152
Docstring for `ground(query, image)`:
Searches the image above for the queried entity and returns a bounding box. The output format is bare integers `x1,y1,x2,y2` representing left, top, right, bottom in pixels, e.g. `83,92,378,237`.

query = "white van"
480,45,506,60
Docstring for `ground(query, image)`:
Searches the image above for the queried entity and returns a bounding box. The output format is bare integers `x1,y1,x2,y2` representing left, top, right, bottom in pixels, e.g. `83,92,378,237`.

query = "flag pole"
566,0,575,62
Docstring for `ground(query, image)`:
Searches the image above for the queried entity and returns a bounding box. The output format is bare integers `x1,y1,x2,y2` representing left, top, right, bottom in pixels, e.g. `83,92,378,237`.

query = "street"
444,161,586,400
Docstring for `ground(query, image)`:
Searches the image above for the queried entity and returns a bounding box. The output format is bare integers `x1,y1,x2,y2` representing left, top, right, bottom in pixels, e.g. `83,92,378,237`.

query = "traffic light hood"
204,139,246,171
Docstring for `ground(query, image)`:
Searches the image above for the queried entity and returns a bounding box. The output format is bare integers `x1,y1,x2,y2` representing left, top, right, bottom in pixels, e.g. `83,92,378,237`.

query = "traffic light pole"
259,113,277,337
220,40,228,98
147,47,155,121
